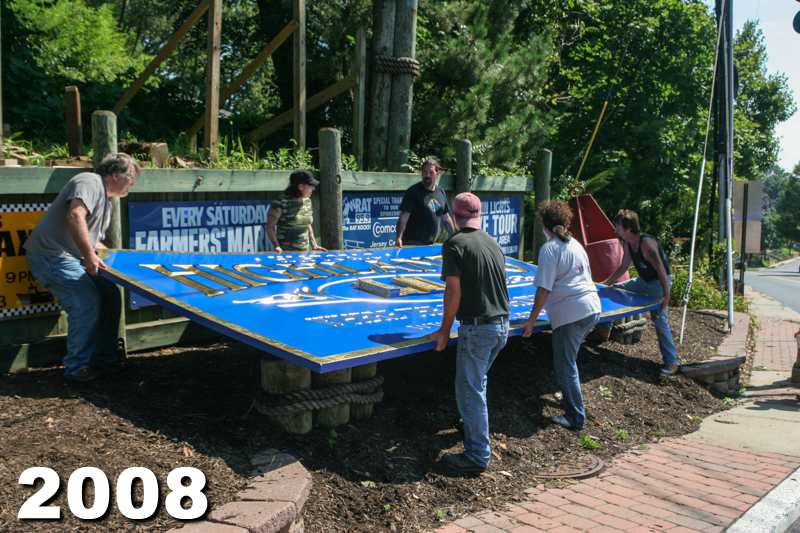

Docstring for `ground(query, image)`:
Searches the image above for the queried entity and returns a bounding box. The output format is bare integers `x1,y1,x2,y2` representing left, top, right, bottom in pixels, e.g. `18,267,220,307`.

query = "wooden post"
456,139,472,194
352,27,367,169
204,0,222,162
260,356,312,434
112,0,210,116
92,111,126,356
65,87,83,156
293,0,306,150
0,2,3,158
386,0,418,172
312,368,351,427
366,0,396,170
351,362,377,420
186,20,297,141
318,128,344,251
532,148,552,263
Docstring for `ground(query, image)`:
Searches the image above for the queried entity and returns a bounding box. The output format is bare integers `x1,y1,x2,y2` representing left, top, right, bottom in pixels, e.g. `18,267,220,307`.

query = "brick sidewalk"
754,317,800,372
432,439,800,533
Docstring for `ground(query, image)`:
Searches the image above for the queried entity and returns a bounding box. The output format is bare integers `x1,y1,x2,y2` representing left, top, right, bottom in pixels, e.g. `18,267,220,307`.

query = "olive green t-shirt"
272,195,313,251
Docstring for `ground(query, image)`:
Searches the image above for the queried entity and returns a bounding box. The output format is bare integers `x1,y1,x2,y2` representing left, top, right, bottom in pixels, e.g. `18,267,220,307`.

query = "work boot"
65,368,102,383
587,326,610,341
440,453,486,473
660,364,679,375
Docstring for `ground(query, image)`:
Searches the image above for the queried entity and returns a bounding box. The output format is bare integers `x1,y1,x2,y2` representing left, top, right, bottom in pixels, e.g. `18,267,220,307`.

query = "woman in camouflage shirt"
266,169,328,253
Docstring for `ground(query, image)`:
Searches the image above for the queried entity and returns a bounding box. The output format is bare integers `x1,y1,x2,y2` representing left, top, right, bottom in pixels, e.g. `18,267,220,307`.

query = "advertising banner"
0,204,60,318
342,193,520,255
128,200,273,307
99,245,660,372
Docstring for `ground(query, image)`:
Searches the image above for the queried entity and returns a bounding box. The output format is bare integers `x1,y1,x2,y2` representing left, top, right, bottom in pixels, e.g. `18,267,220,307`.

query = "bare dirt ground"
0,308,731,532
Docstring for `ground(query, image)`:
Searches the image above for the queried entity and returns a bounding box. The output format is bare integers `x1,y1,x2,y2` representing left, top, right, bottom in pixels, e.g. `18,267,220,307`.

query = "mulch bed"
0,308,732,532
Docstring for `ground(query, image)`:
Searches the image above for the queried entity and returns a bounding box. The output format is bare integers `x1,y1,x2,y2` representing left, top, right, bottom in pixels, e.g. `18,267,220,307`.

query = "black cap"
289,169,319,187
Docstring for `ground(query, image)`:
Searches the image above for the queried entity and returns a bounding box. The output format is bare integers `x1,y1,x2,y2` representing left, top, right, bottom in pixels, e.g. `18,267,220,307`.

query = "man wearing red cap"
430,192,510,474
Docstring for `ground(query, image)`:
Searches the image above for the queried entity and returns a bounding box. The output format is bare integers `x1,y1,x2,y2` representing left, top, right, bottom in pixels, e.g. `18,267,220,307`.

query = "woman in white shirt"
522,200,602,430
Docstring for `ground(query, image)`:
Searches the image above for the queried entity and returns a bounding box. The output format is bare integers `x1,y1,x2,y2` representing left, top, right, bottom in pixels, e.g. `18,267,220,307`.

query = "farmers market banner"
99,245,660,372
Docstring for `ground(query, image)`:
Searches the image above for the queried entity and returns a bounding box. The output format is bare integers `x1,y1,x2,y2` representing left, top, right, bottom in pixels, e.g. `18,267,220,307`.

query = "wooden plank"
293,0,306,150
125,316,220,353
187,20,297,140
470,175,533,192
204,0,222,162
352,27,367,169
245,73,358,145
112,0,210,116
65,86,83,156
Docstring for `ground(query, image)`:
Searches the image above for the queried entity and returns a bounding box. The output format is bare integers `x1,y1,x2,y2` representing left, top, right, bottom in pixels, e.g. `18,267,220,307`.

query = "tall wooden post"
456,139,472,194
204,0,222,162
318,128,344,251
352,27,367,169
65,87,83,156
366,0,396,170
92,111,126,356
293,0,306,150
0,3,3,158
386,0,418,172
532,148,551,263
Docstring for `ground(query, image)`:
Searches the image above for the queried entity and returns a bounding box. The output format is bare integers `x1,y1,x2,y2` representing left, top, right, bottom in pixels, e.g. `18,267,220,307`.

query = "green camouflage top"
273,194,313,251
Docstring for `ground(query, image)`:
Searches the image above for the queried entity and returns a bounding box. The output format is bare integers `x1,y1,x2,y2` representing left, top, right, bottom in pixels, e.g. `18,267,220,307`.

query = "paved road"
741,257,800,314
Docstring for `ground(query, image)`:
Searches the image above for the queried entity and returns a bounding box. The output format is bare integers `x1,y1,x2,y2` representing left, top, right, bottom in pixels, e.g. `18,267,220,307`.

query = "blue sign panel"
341,194,520,255
99,245,659,373
128,200,273,307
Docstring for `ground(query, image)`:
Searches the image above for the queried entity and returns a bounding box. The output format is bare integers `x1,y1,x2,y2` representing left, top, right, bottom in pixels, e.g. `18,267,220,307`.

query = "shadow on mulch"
0,308,732,533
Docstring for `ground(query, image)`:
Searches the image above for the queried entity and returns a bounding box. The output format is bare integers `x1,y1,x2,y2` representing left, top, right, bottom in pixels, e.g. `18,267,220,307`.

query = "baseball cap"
452,192,482,229
289,169,320,187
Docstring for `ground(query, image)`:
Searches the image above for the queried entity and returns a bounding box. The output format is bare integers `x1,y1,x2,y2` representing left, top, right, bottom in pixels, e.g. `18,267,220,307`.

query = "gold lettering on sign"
172,265,251,292
232,264,309,282
140,264,226,297
318,261,382,276
199,264,268,287
364,259,421,273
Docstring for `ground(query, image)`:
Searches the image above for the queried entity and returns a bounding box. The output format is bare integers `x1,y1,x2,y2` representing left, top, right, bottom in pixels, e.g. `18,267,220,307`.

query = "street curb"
726,464,800,533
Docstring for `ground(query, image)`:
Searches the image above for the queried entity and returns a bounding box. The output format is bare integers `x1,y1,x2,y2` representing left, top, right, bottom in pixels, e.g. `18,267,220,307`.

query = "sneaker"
660,364,679,375
91,360,127,374
65,368,102,383
440,452,486,473
551,415,577,429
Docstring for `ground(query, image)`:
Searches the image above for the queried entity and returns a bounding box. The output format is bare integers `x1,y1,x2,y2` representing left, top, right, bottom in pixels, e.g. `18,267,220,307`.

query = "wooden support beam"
532,148,552,262
65,87,83,156
456,139,472,194
318,128,343,251
245,73,358,145
204,0,222,162
387,0,418,172
293,0,306,150
352,27,367,169
366,0,396,170
260,355,312,434
312,368,351,427
112,0,209,116
186,20,298,141
351,363,377,420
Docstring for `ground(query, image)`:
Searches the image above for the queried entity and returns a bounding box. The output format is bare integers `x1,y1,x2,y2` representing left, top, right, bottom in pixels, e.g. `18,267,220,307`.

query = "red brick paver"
753,316,799,371
432,439,798,533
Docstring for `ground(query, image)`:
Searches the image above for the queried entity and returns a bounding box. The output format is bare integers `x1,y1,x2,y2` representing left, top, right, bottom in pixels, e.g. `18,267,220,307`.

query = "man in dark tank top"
597,209,678,375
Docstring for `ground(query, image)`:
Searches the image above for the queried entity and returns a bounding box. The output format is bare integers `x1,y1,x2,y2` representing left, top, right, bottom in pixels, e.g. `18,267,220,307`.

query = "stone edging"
679,309,750,394
166,449,311,533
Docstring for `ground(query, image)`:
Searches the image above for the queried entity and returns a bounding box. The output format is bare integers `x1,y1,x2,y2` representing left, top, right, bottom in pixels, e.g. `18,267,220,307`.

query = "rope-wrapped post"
312,368,352,427
351,363,378,420
631,313,644,342
258,355,312,434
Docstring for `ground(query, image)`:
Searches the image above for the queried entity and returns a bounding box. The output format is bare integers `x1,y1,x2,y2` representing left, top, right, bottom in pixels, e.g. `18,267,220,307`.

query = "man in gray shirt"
25,153,140,382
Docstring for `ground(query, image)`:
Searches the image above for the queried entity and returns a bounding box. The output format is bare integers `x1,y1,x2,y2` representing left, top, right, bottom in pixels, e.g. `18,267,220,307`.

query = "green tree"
733,21,796,181
760,165,793,249
775,176,800,245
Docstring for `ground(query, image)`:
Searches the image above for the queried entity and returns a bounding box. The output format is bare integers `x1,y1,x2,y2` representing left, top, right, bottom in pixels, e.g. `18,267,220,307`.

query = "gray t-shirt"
534,236,601,329
24,172,110,260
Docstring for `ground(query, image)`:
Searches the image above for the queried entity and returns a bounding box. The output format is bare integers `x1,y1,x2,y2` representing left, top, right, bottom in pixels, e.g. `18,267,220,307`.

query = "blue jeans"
27,253,121,376
455,318,509,468
601,276,678,366
552,313,600,429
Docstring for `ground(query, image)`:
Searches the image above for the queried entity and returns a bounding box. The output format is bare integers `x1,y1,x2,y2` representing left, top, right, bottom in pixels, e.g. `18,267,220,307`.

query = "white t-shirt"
533,237,601,329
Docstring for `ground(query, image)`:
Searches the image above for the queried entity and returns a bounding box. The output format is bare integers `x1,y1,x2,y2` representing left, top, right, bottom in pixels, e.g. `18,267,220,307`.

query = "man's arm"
66,198,104,276
395,211,410,248
522,287,550,337
642,237,671,309
430,275,461,351
602,241,632,285
308,225,327,252
441,213,456,236
265,208,282,252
